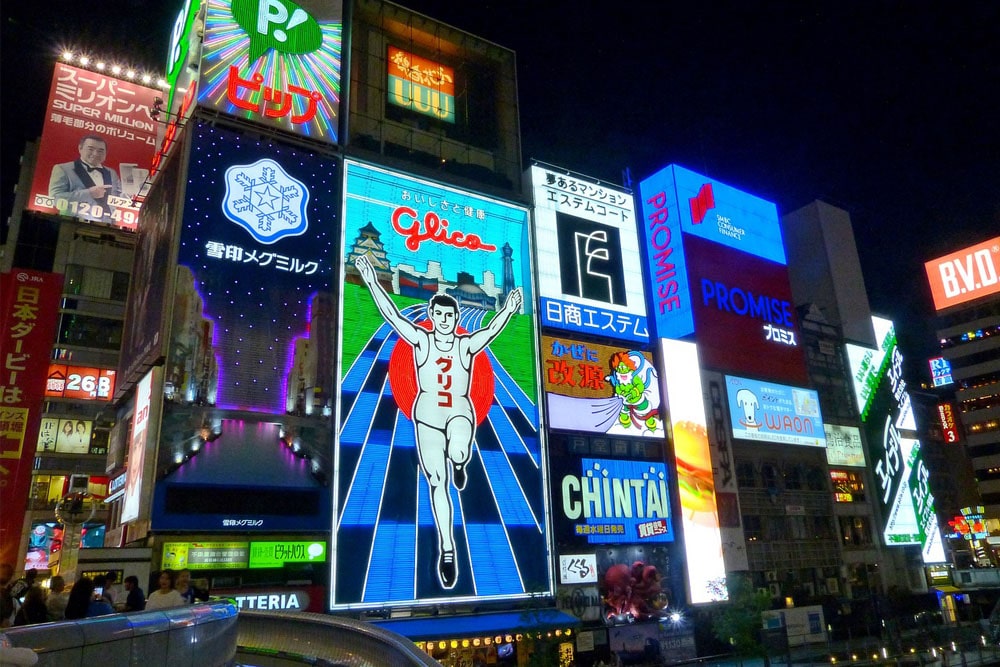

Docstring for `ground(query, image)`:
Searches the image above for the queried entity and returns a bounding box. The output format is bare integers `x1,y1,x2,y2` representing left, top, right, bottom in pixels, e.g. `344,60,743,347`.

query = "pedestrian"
13,586,48,625
64,577,114,619
123,575,145,612
46,575,69,621
145,570,185,610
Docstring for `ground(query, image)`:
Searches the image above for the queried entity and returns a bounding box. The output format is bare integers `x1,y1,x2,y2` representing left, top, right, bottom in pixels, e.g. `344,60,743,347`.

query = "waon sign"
0,270,63,564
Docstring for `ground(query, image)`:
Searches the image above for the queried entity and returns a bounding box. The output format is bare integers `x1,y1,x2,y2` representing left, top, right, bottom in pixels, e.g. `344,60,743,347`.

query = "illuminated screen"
670,164,786,264
659,339,728,604
845,316,944,563
938,403,961,443
924,235,1000,311
929,357,953,387
530,165,648,343
198,0,343,144
45,364,115,401
249,540,327,568
551,457,673,544
162,541,249,570
121,370,154,523
541,335,662,438
335,160,548,608
823,423,865,467
387,46,455,123
637,168,693,340
687,235,807,384
26,63,159,229
724,375,825,448
36,418,95,455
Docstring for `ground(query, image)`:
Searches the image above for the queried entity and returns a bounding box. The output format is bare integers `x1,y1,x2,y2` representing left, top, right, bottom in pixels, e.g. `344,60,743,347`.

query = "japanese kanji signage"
36,418,97,455
530,165,649,343
0,269,63,565
26,63,159,230
823,423,865,467
198,0,343,144
387,46,455,123
334,160,549,608
162,541,249,569
541,335,663,440
724,375,826,448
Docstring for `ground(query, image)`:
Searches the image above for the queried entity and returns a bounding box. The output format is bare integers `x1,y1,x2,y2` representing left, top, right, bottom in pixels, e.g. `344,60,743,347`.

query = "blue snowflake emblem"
222,158,310,245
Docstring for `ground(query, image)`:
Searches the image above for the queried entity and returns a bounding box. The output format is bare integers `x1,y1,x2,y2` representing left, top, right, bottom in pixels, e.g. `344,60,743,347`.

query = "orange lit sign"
925,236,1000,311
45,364,116,400
937,402,960,443
387,46,455,122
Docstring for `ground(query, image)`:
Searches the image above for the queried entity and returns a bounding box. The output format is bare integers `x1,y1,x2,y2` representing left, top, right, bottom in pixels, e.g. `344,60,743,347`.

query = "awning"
372,608,580,641
933,585,961,594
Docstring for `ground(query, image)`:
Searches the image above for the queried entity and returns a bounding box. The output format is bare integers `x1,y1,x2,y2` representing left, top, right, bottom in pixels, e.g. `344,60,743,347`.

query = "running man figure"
355,254,523,588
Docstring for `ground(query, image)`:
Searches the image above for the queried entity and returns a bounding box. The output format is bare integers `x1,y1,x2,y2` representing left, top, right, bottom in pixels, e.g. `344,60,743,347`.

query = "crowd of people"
0,564,205,627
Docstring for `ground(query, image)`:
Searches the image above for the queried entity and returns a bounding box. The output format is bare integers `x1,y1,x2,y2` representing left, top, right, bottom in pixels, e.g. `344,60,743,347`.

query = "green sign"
249,541,326,568
162,542,249,570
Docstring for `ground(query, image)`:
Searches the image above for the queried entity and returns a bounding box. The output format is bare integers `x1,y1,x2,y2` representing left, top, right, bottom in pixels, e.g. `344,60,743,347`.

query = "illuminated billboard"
551,457,673,545
687,235,807,383
44,364,115,401
0,270,64,565
724,375,825,448
249,540,326,568
387,46,455,123
924,236,1000,311
938,402,961,443
542,335,662,438
162,541,249,570
335,160,548,608
846,317,945,563
823,424,865,467
26,63,159,229
929,357,953,387
198,0,343,143
121,369,157,524
658,340,729,603
530,165,648,343
36,418,95,455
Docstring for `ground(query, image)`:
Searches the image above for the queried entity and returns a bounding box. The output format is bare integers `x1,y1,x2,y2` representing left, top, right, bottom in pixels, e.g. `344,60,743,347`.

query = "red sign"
925,236,1000,311
26,63,159,230
937,402,961,443
0,269,64,564
44,363,116,400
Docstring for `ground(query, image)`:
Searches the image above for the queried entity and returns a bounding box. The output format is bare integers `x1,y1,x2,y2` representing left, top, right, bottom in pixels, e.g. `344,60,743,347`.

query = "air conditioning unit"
765,570,779,582
68,474,89,493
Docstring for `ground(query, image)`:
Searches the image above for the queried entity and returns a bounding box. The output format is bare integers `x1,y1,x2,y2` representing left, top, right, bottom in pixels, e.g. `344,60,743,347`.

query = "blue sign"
929,356,953,387
637,167,694,339
724,375,825,447
672,165,786,265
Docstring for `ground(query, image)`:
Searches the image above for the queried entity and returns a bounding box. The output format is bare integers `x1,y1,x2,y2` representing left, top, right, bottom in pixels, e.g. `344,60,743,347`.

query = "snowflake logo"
222,158,310,245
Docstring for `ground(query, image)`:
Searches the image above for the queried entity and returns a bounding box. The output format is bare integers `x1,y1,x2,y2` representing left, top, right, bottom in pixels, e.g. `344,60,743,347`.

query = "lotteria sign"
724,375,825,448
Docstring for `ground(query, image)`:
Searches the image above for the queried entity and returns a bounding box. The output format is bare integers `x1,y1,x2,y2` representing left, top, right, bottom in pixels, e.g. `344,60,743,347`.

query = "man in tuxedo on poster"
48,134,122,222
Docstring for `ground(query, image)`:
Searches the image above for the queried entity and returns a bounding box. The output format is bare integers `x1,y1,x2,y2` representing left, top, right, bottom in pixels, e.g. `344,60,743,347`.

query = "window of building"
736,461,757,488
743,515,763,542
64,264,131,302
765,516,788,541
58,314,122,350
839,516,872,546
784,464,803,490
805,466,827,491
789,515,808,540
830,470,866,502
761,463,779,491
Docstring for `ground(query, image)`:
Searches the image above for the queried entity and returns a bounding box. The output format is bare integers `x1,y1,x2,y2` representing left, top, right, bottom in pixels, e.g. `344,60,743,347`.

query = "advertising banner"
44,364,116,400
924,235,1000,311
162,541,249,569
387,46,455,123
0,269,64,565
151,121,335,532
335,160,547,607
249,540,327,568
559,554,598,584
938,403,960,444
845,317,945,563
530,165,648,343
658,340,730,603
36,418,95,455
687,235,807,384
26,63,159,229
198,0,343,143
121,369,158,523
724,375,825,448
928,357,953,387
541,335,663,438
823,423,865,467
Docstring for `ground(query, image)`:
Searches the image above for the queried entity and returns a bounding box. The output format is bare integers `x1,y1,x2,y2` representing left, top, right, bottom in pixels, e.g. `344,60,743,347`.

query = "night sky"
4,1,998,376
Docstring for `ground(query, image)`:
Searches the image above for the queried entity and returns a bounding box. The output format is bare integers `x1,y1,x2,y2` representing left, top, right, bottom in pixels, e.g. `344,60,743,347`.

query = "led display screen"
541,335,662,438
162,541,249,570
335,160,548,608
929,356,954,387
0,270,64,565
687,235,807,383
26,63,159,229
823,423,865,467
669,164,786,264
724,375,825,448
551,456,674,544
530,165,648,343
387,46,455,123
199,0,343,144
658,340,729,603
36,418,95,455
637,169,693,340
924,235,1000,311
846,317,945,563
44,364,115,400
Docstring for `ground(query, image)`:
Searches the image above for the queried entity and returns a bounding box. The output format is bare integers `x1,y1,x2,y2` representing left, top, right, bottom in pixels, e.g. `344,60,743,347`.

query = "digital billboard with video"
199,0,343,143
151,120,335,532
542,335,662,438
724,375,825,448
924,235,1000,311
846,317,945,563
530,165,648,343
688,235,807,383
335,160,548,608
26,63,159,229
